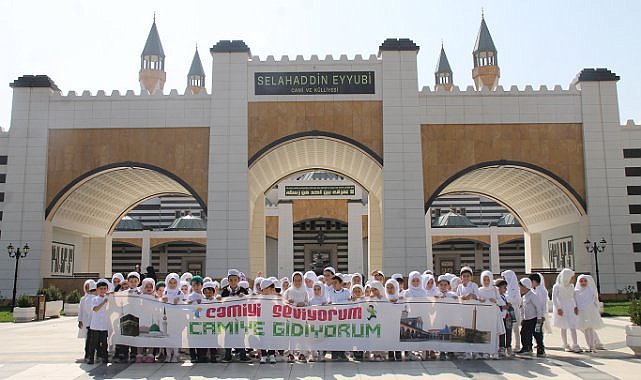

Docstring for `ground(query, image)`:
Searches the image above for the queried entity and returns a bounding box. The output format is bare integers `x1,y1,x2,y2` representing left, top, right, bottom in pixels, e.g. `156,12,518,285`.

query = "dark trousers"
190,348,216,362
500,318,513,348
88,329,108,360
520,318,544,353
83,327,91,359
261,349,275,356
115,344,135,360
224,348,247,360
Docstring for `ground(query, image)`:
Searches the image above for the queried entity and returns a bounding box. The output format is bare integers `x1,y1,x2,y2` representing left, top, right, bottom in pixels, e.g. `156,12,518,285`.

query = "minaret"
186,47,206,95
139,16,166,94
472,13,500,90
435,42,453,91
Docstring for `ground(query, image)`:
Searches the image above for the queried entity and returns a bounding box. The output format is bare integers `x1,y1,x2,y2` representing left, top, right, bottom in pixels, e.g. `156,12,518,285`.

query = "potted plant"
40,286,64,318
626,299,641,357
12,295,35,323
63,289,81,316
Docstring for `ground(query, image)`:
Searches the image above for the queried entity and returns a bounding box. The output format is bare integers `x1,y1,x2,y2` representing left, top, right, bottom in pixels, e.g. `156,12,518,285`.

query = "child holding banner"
478,271,505,359
385,279,403,361
87,279,109,364
367,280,386,362
219,269,251,363
402,271,427,361
136,278,157,363
258,278,278,364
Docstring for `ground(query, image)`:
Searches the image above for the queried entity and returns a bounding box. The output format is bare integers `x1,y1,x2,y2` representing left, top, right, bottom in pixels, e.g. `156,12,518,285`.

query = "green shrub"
630,299,641,326
15,295,32,308
65,289,81,304
39,286,63,301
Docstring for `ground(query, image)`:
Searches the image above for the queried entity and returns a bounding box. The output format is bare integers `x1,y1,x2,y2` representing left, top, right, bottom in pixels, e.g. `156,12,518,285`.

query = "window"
0,156,6,165
0,192,4,202
623,149,641,158
0,173,5,183
636,262,641,272
632,224,641,233
631,205,641,214
634,243,641,253
626,167,641,177
628,186,641,195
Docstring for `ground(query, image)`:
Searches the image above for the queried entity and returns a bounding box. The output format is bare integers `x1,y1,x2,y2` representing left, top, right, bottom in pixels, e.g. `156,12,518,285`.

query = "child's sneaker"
145,353,155,363
439,352,446,361
260,356,267,364
269,354,276,364
571,345,582,353
563,345,571,352
298,354,306,361
135,354,143,363
463,352,473,360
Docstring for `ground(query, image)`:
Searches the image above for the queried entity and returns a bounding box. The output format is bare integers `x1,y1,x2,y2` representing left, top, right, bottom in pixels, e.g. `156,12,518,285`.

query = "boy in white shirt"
518,278,545,357
87,279,109,364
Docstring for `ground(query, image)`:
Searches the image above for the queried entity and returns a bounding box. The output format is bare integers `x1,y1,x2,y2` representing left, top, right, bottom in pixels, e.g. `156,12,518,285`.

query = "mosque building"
1,14,640,297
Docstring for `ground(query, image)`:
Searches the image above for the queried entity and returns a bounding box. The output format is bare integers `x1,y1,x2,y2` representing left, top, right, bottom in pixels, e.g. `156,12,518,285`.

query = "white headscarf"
368,280,385,299
253,276,264,294
385,278,400,301
403,271,427,298
574,274,598,309
83,279,95,295
180,272,193,284
555,268,575,299
141,277,156,296
480,270,493,287
350,284,364,299
310,280,328,305
351,273,363,285
501,269,521,305
449,276,461,290
165,273,180,287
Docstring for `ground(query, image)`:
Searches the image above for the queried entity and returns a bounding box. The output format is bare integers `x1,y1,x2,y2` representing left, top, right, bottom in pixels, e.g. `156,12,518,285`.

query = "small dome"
165,214,206,231
432,211,477,228
148,323,160,332
497,214,521,227
115,216,144,231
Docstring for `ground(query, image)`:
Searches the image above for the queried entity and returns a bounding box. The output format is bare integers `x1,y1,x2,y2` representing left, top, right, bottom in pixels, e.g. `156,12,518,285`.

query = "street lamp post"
7,243,30,312
584,238,606,294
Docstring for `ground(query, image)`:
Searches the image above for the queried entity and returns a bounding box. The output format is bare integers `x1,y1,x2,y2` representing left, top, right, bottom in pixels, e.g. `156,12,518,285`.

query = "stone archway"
248,135,383,276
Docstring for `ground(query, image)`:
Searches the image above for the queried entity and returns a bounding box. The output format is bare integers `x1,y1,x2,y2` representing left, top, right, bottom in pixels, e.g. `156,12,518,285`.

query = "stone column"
379,39,427,274
348,201,364,273
277,201,293,278
207,41,251,277
490,226,500,274
141,229,151,270
524,232,542,274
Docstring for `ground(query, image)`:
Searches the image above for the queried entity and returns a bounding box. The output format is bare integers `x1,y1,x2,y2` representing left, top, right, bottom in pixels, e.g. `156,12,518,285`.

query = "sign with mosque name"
254,71,375,95
284,185,356,197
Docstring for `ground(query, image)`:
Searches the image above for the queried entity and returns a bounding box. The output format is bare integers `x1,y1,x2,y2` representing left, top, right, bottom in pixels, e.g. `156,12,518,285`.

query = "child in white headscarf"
478,270,505,359
423,274,439,297
367,280,386,361
303,271,317,297
283,272,310,307
552,268,580,352
162,273,182,362
501,269,522,354
385,279,402,361
574,274,603,352
402,271,427,298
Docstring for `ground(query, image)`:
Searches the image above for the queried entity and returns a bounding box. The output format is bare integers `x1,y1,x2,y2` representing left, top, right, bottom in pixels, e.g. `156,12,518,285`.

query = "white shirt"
188,292,203,304
522,290,544,320
89,295,109,331
283,285,310,305
327,287,351,304
78,294,94,327
456,281,479,298
164,287,182,303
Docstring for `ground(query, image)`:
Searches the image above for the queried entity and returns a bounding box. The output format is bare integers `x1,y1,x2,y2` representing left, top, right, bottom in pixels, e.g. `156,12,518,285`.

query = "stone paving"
0,316,639,379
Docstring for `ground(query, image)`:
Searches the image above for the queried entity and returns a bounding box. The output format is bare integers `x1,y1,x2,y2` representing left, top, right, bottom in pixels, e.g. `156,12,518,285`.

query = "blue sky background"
1,0,640,129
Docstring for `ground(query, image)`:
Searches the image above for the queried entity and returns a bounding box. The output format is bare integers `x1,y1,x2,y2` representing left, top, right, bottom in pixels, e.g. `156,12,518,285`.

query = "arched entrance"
425,161,587,273
247,135,383,277
44,163,205,277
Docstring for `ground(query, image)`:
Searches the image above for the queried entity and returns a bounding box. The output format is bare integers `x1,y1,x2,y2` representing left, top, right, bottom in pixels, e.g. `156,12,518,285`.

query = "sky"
1,0,640,130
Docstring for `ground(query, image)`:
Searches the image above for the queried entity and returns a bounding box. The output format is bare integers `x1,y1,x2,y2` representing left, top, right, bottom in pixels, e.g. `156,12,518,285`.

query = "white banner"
107,294,500,353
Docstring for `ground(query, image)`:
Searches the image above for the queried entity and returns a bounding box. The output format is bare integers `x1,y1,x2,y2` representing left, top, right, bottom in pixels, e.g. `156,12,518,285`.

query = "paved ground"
0,316,639,379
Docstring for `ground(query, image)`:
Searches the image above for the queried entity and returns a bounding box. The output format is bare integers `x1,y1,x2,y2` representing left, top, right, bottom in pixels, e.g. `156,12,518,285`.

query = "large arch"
47,162,206,236
425,161,586,233
248,134,383,276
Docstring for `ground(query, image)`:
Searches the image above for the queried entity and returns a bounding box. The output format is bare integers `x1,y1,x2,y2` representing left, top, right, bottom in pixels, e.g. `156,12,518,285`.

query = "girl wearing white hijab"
78,279,96,360
574,274,603,351
501,269,522,354
180,272,193,284
552,268,580,352
309,281,328,306
384,279,402,361
423,274,439,297
477,270,506,359
303,271,317,298
283,272,310,307
253,276,264,295
402,271,427,298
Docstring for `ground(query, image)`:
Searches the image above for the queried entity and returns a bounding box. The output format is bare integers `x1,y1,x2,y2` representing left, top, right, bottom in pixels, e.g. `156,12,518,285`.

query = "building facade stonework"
0,18,640,297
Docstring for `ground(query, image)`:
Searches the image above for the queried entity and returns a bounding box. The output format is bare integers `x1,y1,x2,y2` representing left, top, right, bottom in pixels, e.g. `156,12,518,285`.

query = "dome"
165,214,206,231
148,323,160,332
432,211,477,228
115,216,144,231
497,213,521,227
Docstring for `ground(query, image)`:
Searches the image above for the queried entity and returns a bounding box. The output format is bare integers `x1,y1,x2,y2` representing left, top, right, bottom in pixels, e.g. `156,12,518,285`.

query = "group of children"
77,266,604,364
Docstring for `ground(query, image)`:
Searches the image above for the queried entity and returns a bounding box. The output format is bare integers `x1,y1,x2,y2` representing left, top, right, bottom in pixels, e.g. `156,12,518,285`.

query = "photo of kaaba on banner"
399,304,491,344
120,314,140,336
